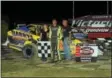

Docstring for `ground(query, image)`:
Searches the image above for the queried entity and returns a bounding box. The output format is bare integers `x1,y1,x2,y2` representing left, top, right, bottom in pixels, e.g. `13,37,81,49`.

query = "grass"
1,51,111,77
2,64,111,77
2,60,111,77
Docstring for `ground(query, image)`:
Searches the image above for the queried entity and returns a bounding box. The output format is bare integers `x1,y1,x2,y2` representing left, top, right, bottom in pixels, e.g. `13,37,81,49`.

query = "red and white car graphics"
72,15,112,39
75,45,99,57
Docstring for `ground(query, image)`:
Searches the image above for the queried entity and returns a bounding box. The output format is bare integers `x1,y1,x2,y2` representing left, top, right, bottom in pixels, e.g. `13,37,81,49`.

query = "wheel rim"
24,46,34,57
26,48,32,56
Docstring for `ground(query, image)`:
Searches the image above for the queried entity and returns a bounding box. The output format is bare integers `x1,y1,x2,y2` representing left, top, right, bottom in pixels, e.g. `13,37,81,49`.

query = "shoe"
42,61,47,64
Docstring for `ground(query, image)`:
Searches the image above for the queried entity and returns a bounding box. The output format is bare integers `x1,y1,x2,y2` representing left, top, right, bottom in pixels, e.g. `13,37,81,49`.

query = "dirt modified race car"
2,24,40,59
70,27,100,62
72,15,112,54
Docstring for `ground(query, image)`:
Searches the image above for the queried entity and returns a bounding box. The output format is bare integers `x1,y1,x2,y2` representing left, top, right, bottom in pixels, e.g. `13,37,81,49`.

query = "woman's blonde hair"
43,24,48,30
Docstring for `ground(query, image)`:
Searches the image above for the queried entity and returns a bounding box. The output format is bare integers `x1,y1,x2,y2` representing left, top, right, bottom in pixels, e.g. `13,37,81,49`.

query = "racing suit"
49,26,63,62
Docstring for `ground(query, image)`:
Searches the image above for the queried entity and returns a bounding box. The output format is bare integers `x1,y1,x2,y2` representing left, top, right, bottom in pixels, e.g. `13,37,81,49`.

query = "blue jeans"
63,37,71,60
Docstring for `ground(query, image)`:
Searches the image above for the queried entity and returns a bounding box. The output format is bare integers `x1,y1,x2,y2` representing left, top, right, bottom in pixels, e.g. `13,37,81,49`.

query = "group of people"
40,19,72,63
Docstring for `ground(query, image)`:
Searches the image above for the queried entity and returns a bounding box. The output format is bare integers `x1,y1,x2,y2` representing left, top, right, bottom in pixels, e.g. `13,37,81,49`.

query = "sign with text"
72,15,112,27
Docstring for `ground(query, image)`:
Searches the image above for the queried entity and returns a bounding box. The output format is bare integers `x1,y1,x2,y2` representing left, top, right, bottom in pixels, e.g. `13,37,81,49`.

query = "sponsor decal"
72,15,112,27
72,27,111,32
12,30,32,40
80,47,94,55
74,20,112,27
12,36,27,40
85,27,110,32
73,33,86,39
72,27,112,38
88,33,112,38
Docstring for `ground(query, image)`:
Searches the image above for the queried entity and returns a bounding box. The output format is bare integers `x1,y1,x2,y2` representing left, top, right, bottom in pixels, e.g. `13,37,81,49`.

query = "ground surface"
1,50,111,77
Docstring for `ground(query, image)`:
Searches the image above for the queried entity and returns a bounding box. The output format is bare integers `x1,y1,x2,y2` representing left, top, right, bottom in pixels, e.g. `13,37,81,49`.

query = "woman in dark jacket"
40,24,49,61
40,24,49,41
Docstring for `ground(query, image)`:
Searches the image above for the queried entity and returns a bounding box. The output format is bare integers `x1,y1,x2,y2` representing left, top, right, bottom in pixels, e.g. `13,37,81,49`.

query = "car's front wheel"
22,43,38,59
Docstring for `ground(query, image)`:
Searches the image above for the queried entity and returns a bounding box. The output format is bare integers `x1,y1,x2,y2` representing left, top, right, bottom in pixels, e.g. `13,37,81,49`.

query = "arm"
40,33,42,41
48,27,51,39
69,31,71,40
59,26,63,40
47,32,49,40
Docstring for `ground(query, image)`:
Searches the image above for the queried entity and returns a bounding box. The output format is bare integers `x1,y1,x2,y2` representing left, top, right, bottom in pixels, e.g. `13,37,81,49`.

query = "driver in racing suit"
49,19,63,62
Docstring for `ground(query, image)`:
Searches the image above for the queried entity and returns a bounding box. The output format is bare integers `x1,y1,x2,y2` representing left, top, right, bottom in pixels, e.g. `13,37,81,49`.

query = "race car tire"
22,43,38,59
91,57,97,62
75,57,81,62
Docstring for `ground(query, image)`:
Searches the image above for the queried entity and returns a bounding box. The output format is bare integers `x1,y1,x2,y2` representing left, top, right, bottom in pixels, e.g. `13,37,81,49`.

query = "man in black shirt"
62,19,71,60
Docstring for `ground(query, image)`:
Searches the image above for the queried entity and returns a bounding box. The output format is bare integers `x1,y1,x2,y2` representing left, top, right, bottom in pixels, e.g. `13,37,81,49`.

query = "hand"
62,37,64,41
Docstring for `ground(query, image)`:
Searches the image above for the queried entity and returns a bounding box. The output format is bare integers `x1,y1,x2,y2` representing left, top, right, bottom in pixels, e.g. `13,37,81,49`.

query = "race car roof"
17,26,29,32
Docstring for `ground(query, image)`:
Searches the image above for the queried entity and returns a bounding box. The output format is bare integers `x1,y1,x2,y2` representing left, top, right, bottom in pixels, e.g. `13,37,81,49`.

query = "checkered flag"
37,41,51,58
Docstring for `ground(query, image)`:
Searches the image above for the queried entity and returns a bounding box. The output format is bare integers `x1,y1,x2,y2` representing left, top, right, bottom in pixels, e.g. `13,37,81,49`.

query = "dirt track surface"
1,48,111,77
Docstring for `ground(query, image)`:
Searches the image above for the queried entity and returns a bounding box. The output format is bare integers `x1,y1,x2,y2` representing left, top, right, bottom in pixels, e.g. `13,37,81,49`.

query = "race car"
72,15,112,55
70,27,99,62
2,25,40,59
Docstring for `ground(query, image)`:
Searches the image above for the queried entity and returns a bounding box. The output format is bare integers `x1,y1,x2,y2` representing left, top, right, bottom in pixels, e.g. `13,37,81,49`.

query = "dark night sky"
1,1,112,23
